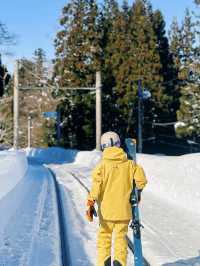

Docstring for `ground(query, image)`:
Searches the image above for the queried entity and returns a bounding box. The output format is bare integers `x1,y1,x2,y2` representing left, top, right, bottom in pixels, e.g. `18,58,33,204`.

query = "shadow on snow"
163,253,200,266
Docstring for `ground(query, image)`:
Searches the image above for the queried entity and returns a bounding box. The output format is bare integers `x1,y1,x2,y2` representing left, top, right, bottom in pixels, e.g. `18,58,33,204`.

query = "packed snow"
137,154,200,266
137,153,200,214
0,148,200,265
0,150,28,200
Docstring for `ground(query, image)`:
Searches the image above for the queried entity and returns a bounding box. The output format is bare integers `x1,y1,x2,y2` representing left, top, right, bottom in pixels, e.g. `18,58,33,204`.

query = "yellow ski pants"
97,220,129,266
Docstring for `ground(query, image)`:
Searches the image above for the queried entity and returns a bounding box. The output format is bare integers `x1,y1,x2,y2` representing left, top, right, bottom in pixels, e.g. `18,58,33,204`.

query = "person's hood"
102,147,127,163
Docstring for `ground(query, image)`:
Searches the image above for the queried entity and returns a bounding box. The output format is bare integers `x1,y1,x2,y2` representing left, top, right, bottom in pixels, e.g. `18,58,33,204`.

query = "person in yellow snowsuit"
86,132,147,266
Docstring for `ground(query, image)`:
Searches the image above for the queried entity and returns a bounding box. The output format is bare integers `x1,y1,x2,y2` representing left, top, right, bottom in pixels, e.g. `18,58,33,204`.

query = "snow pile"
74,150,102,168
0,150,28,200
138,153,200,214
26,147,78,164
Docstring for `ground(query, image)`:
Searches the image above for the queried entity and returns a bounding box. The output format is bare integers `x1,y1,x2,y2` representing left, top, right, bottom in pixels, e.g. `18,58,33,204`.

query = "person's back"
87,132,147,266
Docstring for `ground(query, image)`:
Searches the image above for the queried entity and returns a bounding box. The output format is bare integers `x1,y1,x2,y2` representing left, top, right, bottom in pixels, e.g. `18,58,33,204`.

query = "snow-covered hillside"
0,148,200,265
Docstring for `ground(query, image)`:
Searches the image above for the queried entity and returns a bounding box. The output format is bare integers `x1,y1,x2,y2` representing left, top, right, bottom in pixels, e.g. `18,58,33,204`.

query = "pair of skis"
125,138,144,266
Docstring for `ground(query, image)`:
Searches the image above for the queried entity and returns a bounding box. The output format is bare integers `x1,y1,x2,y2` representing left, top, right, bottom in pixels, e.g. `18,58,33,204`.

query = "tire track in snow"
19,170,48,266
47,167,72,266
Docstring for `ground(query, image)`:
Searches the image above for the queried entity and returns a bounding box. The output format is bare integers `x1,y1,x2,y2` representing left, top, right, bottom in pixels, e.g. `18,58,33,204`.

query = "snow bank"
27,146,200,215
0,150,28,200
74,150,102,168
26,147,78,164
26,147,102,167
137,153,200,214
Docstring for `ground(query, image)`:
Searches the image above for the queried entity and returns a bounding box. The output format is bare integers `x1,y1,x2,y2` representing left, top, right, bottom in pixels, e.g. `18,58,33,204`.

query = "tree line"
53,0,200,149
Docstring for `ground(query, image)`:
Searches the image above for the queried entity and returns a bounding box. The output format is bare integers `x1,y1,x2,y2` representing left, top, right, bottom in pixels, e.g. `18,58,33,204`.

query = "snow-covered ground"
49,151,200,266
0,150,28,200
0,148,200,265
0,151,62,266
137,154,200,266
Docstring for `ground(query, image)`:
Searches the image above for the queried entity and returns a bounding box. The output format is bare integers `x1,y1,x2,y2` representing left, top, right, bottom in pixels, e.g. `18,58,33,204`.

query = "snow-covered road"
0,160,61,266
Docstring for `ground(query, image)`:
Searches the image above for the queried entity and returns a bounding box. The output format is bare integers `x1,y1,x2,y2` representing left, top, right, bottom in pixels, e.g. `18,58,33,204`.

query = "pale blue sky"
0,0,197,71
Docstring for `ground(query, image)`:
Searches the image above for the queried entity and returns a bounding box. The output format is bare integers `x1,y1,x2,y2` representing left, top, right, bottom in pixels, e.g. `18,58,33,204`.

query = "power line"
153,122,176,127
19,61,55,90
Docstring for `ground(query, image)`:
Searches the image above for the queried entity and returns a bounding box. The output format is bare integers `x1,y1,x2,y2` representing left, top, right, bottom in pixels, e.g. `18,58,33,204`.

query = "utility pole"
138,80,143,153
13,60,19,149
57,110,61,145
28,116,31,148
96,71,102,150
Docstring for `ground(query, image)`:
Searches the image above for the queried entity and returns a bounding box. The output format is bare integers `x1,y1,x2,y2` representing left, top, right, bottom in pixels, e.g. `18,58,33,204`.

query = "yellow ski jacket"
89,146,147,221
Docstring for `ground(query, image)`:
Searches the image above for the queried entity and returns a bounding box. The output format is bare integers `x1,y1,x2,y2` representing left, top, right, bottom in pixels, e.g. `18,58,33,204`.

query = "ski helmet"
101,131,120,150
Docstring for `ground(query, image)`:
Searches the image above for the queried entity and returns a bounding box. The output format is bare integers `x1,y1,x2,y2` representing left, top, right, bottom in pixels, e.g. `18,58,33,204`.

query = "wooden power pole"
96,71,102,151
13,60,19,149
138,80,143,153
28,116,32,148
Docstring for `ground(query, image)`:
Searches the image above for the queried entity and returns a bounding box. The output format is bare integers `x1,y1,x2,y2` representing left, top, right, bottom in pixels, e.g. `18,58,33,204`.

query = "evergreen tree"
33,48,47,86
176,83,200,137
99,0,120,93
54,0,101,149
100,0,131,136
100,0,166,138
175,9,200,137
181,9,196,78
169,18,182,74
54,0,100,87
18,49,48,88
152,10,178,121
168,17,185,133
18,58,35,87
118,0,163,136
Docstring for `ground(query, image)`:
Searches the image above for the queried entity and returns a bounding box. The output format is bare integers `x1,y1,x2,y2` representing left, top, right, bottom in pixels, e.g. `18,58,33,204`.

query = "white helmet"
101,131,121,150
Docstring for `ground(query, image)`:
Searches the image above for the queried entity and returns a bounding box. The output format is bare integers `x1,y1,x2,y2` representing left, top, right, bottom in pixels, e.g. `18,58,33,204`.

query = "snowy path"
51,165,99,266
50,163,140,266
50,160,200,266
0,161,61,266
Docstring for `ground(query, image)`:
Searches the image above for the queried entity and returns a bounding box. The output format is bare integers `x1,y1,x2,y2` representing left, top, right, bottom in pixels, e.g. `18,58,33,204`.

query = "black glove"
137,189,143,202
